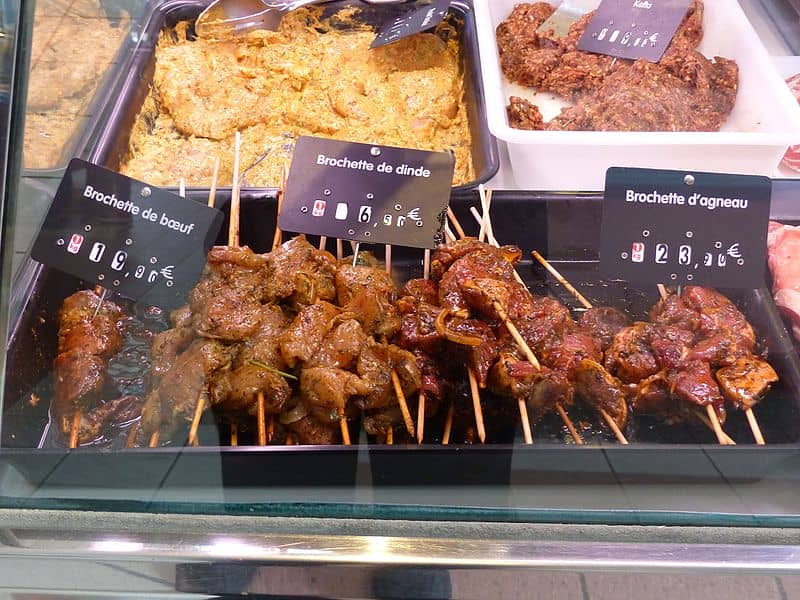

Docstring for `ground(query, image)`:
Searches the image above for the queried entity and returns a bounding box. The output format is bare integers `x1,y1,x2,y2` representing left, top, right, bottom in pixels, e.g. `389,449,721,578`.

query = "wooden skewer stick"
468,368,486,444
229,132,241,247
706,403,729,445
746,408,765,445
267,416,275,444
531,251,592,310
230,423,239,447
125,421,140,449
391,370,416,438
423,248,431,281
149,431,160,448
207,157,220,208
336,239,344,261
442,402,454,445
696,411,736,445
447,207,466,240
657,284,669,300
285,433,294,445
257,392,267,446
600,409,629,445
416,391,426,444
319,236,327,251
386,428,393,445
69,410,81,449
555,404,583,445
385,244,392,274
339,410,351,445
187,392,206,447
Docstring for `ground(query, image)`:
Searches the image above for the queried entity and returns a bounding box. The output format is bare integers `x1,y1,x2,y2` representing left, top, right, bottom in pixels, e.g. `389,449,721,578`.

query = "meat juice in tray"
4,194,800,466
85,0,498,193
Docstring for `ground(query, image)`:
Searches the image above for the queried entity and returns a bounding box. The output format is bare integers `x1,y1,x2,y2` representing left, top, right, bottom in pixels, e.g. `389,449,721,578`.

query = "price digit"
134,265,146,279
678,245,691,266
111,250,127,271
655,243,668,265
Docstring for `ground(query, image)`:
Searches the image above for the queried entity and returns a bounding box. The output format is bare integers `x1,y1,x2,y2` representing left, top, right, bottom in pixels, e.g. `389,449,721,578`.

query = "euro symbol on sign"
649,32,659,43
160,265,174,280
406,208,421,220
727,243,742,258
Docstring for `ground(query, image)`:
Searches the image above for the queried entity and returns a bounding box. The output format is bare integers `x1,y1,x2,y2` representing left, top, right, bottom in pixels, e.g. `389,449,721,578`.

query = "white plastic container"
473,0,800,190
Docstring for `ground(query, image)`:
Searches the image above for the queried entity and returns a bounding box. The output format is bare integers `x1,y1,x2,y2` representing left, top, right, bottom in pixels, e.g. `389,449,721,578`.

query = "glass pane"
0,0,799,529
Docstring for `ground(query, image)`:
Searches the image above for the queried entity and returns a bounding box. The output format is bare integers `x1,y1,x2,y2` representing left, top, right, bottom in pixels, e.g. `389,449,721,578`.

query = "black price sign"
599,168,771,289
577,0,692,63
371,0,450,48
32,159,224,310
279,136,454,249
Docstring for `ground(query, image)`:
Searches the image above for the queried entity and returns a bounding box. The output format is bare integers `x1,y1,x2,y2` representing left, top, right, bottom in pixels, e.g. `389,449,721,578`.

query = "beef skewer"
416,249,433,444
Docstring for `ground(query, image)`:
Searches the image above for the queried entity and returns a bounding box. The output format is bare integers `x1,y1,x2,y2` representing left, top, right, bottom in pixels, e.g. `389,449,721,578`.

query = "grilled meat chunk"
280,301,340,368
77,395,144,445
578,306,631,352
306,319,367,370
604,323,659,383
221,363,291,415
150,327,193,382
667,360,726,423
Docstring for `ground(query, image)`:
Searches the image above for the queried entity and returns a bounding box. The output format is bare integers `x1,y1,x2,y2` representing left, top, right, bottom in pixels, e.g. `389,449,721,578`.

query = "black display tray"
84,0,499,193
4,192,800,490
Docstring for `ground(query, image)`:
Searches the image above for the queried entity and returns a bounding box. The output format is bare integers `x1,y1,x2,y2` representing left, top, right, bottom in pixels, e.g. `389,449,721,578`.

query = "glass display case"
1,0,800,597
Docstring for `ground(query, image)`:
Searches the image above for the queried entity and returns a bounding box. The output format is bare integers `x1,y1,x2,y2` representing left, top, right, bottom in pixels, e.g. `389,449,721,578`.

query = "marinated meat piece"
397,300,443,355
335,263,396,306
506,96,544,130
140,391,162,441
170,304,193,328
684,332,750,368
280,301,340,367
363,406,405,437
156,339,233,426
540,331,602,377
234,304,291,369
649,325,695,370
650,293,700,331
578,306,632,351
190,246,268,341
444,317,497,388
77,395,144,445
572,359,628,429
431,238,521,280
401,278,439,306
460,277,534,321
716,356,778,411
266,236,337,306
604,323,659,383
631,371,693,425
438,245,522,311
767,221,800,340
151,327,194,382
667,360,726,422
288,414,339,445
495,2,554,54
341,289,400,340
58,290,123,330
306,319,367,370
543,51,618,99
353,341,421,411
53,351,106,435
300,367,371,415
58,314,123,357
681,286,755,351
511,296,574,353
220,364,291,415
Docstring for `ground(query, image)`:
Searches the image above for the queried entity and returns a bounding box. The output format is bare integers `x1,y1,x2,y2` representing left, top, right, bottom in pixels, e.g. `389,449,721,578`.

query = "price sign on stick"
371,0,450,48
279,136,454,248
577,0,692,62
599,167,771,288
32,159,224,309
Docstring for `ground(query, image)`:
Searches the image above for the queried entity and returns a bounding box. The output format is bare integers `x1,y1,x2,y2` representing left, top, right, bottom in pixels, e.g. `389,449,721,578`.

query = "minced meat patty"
497,0,738,132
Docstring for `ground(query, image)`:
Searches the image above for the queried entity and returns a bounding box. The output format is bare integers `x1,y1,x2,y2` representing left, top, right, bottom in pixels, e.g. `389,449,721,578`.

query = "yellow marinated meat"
122,8,474,187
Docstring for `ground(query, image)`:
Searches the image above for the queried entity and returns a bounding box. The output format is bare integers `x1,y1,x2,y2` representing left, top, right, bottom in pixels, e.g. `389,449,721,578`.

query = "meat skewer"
469,195,583,444
416,249,433,444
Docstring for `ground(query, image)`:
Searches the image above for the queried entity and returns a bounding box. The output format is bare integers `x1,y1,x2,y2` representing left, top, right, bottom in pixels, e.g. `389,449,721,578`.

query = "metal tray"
84,0,499,193
3,192,800,490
